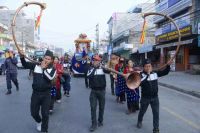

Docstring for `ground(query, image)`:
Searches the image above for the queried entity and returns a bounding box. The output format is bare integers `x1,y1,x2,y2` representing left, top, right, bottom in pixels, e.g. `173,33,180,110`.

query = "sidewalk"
159,71,200,98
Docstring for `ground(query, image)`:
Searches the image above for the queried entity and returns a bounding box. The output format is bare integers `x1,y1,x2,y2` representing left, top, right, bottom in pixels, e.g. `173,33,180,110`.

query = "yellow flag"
140,20,147,44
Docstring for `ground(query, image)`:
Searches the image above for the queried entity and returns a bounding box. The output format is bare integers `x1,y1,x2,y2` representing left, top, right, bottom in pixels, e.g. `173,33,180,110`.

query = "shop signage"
156,25,192,43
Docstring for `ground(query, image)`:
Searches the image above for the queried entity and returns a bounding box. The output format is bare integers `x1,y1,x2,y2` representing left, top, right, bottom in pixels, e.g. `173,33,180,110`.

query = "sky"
0,0,155,52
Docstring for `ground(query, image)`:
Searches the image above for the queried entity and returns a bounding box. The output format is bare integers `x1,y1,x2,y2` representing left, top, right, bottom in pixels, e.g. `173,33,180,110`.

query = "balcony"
154,0,192,23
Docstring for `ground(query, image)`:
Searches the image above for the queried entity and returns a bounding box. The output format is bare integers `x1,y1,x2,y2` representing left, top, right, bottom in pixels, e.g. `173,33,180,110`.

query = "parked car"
0,58,5,75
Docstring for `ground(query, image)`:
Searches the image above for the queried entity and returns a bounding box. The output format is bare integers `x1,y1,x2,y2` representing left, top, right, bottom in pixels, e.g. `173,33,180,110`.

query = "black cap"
112,52,120,57
143,59,151,66
45,50,53,58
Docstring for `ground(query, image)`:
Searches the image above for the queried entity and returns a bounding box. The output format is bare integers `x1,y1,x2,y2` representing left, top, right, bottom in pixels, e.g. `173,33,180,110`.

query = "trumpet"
102,66,141,90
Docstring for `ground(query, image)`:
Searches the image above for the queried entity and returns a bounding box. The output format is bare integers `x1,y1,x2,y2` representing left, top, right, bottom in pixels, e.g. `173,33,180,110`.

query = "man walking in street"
20,50,56,133
87,54,109,132
4,49,19,95
136,59,172,133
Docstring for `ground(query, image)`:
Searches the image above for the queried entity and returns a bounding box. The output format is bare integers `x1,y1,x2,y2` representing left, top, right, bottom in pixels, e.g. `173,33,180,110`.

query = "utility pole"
96,24,99,53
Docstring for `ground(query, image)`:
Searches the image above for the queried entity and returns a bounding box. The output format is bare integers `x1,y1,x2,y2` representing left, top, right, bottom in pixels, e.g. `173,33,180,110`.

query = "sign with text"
156,25,192,44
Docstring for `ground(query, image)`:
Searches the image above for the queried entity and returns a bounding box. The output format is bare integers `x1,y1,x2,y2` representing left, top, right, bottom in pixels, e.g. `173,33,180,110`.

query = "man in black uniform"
137,59,172,133
87,55,109,132
20,50,56,133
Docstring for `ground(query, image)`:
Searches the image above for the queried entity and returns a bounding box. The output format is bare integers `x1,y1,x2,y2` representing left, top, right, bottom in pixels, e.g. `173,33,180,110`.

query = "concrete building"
0,23,12,49
0,9,36,55
107,3,155,64
154,0,200,71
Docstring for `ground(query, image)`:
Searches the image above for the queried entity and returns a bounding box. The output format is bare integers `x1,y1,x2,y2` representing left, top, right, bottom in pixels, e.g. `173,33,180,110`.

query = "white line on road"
162,106,200,130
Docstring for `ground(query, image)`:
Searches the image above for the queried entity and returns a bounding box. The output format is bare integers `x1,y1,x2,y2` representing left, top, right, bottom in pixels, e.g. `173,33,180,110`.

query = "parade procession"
0,0,200,133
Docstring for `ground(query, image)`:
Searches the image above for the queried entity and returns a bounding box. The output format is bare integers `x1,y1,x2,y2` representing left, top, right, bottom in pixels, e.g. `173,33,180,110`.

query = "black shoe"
98,122,103,127
16,87,19,91
153,128,159,133
89,124,97,132
6,90,11,95
137,122,142,129
66,92,70,97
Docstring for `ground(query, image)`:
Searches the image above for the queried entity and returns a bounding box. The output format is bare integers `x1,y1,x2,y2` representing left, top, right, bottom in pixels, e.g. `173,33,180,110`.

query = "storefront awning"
138,45,153,53
155,39,193,49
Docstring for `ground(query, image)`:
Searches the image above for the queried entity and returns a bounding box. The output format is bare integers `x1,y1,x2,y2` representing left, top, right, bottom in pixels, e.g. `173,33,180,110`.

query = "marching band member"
20,50,56,133
125,60,140,114
87,55,109,132
54,56,64,103
137,59,172,133
115,57,126,103
108,53,120,95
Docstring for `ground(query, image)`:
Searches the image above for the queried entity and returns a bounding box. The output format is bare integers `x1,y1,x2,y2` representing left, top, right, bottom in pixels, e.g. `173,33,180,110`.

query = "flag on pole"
35,10,43,30
140,20,147,44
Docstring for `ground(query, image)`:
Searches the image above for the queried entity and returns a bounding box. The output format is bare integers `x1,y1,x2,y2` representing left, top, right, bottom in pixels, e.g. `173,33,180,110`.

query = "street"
0,69,200,133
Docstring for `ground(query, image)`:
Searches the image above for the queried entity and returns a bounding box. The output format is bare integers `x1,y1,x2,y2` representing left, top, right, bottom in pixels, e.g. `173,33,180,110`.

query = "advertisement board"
156,25,192,43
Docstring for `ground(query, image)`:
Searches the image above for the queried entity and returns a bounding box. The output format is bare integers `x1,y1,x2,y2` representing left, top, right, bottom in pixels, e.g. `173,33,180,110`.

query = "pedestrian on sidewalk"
54,56,64,103
115,57,126,103
125,60,140,114
20,50,56,133
136,59,172,133
4,49,19,95
87,54,109,132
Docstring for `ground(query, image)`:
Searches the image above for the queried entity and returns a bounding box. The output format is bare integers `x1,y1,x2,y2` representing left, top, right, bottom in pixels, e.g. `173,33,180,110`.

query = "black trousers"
31,91,51,132
110,75,114,94
138,97,159,130
6,73,18,90
90,89,105,125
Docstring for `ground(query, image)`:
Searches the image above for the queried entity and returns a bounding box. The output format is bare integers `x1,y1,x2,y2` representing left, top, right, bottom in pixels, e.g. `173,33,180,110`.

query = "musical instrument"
103,12,181,90
102,66,141,90
11,1,46,64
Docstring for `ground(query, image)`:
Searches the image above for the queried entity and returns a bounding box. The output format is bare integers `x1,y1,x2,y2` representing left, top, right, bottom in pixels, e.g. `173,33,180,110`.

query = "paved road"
0,70,200,133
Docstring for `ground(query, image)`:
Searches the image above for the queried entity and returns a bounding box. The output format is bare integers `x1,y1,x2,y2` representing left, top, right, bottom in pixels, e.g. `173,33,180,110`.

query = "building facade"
0,9,36,55
107,3,156,65
154,0,200,71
